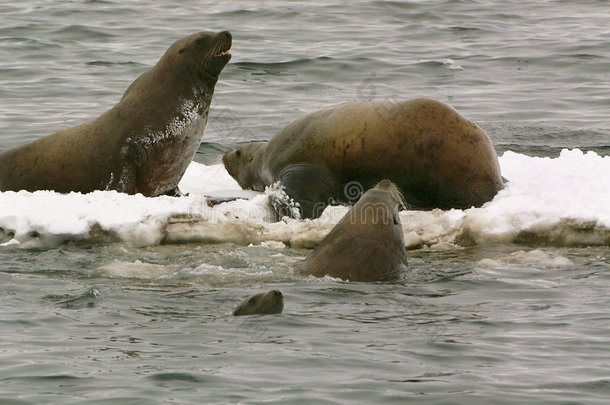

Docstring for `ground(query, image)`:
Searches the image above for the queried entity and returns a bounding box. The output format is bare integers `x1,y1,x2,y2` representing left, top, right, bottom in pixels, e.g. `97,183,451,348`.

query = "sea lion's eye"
196,38,209,48
235,150,241,158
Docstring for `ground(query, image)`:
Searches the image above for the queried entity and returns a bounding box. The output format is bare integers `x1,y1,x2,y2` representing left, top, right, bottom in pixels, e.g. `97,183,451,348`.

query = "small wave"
235,57,334,68
43,287,102,309
98,260,174,279
51,24,115,40
147,372,206,383
234,57,334,75
450,26,484,32
86,61,143,67
0,35,55,48
477,250,572,270
415,59,464,70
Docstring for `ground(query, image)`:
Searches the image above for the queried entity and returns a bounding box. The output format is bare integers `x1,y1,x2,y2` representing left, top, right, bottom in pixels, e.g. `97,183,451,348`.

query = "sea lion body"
0,31,232,196
223,98,503,218
295,180,408,282
233,290,284,316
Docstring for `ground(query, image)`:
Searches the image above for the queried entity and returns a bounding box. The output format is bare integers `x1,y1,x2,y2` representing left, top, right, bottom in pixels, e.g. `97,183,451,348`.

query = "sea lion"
222,98,504,218
233,290,284,316
294,180,408,282
0,31,232,196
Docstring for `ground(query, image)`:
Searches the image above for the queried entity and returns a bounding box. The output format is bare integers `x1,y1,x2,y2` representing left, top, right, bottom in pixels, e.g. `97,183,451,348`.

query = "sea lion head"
370,179,406,210
222,141,269,191
166,30,232,83
344,180,406,234
294,179,408,282
233,290,284,316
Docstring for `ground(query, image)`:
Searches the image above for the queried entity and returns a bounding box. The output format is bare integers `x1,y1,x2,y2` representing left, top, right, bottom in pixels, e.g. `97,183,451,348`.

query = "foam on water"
1,149,608,249
98,259,175,279
477,249,573,270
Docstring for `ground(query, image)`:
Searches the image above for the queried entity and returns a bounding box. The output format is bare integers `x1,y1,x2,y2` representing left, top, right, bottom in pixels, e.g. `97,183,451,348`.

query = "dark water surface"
1,1,609,404
2,243,609,404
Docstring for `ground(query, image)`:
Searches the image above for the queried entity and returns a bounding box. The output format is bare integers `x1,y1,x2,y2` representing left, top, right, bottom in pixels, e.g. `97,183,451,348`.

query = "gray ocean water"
1,1,609,404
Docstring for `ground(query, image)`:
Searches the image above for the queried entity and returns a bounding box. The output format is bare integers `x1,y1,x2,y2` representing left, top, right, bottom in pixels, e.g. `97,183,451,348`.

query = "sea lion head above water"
152,30,232,84
233,290,284,316
294,180,408,282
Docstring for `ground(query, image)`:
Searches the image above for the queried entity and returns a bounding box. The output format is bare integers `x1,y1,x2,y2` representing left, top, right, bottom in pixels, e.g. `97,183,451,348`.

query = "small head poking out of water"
233,290,284,316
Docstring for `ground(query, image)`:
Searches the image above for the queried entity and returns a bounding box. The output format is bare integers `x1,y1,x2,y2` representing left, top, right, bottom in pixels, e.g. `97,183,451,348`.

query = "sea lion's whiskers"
396,188,409,211
201,43,219,70
201,47,215,69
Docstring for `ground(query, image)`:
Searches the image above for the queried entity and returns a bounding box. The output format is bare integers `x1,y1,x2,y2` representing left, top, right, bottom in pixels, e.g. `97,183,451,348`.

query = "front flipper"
272,164,337,220
267,183,302,220
164,187,188,197
107,161,137,194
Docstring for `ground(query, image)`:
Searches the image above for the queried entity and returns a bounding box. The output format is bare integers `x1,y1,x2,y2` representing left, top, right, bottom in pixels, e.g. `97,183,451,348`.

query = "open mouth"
215,49,231,57
214,39,232,58
203,32,232,78
212,31,232,60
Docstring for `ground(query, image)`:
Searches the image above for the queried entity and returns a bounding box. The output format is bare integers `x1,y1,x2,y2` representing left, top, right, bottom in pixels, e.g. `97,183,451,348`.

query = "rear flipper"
270,164,337,220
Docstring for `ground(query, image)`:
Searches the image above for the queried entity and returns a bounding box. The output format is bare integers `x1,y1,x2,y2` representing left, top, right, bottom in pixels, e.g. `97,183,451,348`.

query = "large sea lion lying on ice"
223,98,503,218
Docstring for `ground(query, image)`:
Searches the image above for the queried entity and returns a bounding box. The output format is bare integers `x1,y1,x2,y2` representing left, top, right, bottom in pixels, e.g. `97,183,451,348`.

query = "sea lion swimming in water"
233,290,284,316
223,98,504,218
0,31,232,196
294,180,408,282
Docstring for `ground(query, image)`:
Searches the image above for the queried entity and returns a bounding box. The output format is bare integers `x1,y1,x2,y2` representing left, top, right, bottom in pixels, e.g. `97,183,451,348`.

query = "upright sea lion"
223,98,504,218
233,290,284,316
294,180,408,282
0,31,232,196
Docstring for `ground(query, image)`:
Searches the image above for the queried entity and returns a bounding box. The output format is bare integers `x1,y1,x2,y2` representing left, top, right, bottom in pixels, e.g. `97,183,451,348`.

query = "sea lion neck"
253,142,273,187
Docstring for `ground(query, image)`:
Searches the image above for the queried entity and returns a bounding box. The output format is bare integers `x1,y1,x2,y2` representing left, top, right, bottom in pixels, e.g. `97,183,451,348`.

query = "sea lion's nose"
220,31,232,41
273,290,282,297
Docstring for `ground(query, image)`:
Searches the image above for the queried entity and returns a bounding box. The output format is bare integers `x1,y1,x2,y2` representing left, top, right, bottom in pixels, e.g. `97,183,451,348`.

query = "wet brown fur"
223,98,504,212
0,31,232,196
294,180,408,282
